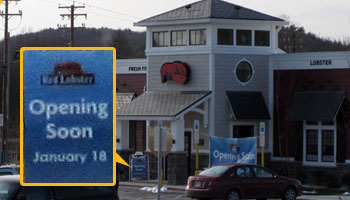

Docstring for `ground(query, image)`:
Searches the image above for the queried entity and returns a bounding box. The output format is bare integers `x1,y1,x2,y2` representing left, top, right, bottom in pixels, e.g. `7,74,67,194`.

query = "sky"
0,0,349,42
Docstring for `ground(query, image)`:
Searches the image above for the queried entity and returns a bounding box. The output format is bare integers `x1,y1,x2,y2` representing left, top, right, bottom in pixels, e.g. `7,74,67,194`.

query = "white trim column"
116,120,129,150
209,96,215,136
146,120,150,151
209,50,215,136
267,56,274,153
171,119,185,152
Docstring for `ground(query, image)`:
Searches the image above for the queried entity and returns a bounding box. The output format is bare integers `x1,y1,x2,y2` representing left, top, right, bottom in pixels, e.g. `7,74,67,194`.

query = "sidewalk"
120,180,186,192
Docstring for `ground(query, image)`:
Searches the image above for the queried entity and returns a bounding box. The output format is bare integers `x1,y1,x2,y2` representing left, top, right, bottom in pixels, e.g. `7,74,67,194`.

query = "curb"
120,183,186,192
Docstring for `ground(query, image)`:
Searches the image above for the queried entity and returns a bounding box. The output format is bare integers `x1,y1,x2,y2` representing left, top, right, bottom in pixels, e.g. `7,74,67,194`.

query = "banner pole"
261,146,264,167
157,122,162,200
209,136,211,167
194,120,200,175
195,143,199,175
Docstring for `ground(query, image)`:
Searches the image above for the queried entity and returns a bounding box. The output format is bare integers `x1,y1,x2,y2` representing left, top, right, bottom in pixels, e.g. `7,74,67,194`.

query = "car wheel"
226,189,240,200
282,187,296,200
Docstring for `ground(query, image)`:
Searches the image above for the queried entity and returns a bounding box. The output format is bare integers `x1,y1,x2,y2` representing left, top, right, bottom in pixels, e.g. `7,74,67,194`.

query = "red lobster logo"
229,143,240,153
54,62,83,76
160,61,190,84
41,61,94,85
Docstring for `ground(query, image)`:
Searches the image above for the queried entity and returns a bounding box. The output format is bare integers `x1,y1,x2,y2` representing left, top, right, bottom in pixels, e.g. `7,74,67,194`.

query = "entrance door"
231,122,257,138
184,131,192,177
233,125,254,138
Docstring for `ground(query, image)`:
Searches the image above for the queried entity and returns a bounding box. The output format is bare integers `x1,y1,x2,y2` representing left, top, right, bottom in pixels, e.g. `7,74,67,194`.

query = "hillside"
7,28,146,60
279,25,350,52
1,25,349,61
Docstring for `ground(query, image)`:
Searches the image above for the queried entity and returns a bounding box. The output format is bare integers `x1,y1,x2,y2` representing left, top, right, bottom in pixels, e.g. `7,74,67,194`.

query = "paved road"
119,185,350,200
299,196,350,200
119,186,191,200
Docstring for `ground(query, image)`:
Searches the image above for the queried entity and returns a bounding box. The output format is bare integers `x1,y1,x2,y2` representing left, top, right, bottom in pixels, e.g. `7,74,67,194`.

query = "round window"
235,61,253,83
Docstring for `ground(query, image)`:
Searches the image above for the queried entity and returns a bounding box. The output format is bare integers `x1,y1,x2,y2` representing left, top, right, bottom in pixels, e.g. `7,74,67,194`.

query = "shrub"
324,173,341,189
327,181,342,189
341,173,350,190
296,168,306,183
311,170,325,186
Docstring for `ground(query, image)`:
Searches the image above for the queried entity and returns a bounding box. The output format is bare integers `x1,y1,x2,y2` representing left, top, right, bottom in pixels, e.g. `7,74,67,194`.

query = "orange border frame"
20,47,117,186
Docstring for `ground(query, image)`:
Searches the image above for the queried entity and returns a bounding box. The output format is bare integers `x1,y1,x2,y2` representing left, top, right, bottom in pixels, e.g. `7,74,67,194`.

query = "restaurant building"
117,0,285,184
116,0,350,184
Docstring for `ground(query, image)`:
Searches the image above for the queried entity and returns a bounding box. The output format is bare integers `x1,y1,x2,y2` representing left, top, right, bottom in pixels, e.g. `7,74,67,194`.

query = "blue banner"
22,49,114,183
131,156,147,179
210,136,256,166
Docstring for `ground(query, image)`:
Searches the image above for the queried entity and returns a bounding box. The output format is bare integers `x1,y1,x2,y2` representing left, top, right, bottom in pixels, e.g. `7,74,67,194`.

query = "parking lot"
118,185,350,200
119,186,191,200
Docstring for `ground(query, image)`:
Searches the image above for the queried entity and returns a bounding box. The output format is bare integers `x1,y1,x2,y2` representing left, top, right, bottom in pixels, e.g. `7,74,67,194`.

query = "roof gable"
137,0,284,24
117,91,211,117
226,91,271,120
286,91,345,121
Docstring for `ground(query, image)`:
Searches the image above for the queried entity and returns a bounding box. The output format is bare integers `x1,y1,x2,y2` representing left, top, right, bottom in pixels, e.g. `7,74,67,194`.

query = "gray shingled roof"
117,91,211,117
116,93,135,111
286,91,345,121
136,0,284,24
226,91,270,120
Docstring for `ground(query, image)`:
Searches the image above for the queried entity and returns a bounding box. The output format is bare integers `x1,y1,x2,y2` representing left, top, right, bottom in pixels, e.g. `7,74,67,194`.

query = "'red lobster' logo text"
41,61,94,85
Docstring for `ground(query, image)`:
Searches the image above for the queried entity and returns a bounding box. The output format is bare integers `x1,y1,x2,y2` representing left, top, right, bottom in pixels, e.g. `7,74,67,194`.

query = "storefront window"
254,30,270,46
218,29,233,45
235,61,253,83
171,30,187,46
306,130,318,161
190,29,206,45
236,30,251,46
153,31,169,47
303,121,336,165
322,130,334,162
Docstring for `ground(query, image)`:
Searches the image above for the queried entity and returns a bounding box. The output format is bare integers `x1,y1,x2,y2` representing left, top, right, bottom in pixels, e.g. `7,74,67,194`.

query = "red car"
186,164,302,200
0,175,119,200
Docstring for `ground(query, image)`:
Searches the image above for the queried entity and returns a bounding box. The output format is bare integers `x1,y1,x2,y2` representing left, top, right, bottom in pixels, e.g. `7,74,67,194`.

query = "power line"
86,4,141,20
63,0,141,20
88,10,134,22
36,0,57,5
58,4,87,47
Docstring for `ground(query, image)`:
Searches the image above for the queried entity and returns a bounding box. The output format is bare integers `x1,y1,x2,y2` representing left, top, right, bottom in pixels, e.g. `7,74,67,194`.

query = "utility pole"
0,0,22,163
58,4,87,47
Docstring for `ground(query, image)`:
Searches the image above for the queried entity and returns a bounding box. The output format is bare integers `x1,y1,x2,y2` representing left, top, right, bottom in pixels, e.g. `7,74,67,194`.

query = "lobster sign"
41,61,95,85
160,61,190,84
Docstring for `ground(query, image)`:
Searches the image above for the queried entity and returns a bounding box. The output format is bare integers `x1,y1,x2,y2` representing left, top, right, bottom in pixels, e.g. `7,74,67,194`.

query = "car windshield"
199,166,230,177
0,181,19,199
